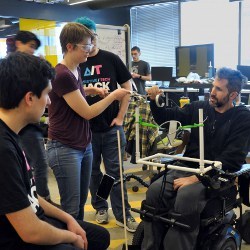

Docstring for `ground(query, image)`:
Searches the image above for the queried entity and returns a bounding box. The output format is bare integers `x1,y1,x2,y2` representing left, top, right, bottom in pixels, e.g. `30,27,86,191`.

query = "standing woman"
47,23,129,220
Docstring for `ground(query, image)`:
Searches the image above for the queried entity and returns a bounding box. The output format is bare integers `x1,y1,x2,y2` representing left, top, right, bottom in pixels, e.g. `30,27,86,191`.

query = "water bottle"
208,61,213,78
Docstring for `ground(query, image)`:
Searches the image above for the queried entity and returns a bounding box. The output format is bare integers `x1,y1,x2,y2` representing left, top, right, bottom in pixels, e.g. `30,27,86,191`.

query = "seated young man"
0,52,110,250
143,67,250,250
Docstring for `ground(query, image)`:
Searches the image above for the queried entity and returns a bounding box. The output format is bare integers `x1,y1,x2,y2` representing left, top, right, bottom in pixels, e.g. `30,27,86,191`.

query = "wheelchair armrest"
222,164,250,207
223,164,250,178
238,165,250,207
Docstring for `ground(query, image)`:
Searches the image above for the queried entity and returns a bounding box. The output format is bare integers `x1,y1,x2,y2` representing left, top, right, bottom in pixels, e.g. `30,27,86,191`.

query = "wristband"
139,75,142,79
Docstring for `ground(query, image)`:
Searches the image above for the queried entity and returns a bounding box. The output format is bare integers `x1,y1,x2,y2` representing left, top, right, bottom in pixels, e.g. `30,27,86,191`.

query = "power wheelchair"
121,100,250,250
128,162,250,250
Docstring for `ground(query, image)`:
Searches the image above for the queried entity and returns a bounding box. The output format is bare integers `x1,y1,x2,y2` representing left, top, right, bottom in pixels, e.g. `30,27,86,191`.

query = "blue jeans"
90,125,131,221
46,141,93,220
20,125,50,198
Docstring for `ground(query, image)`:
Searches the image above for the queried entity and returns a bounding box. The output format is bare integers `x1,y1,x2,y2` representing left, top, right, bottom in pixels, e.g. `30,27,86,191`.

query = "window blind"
130,2,179,75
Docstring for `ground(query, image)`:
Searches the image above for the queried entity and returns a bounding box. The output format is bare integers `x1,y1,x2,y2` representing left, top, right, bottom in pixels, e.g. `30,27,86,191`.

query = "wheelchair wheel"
132,186,139,192
220,238,237,250
132,221,144,246
240,211,250,243
212,238,237,250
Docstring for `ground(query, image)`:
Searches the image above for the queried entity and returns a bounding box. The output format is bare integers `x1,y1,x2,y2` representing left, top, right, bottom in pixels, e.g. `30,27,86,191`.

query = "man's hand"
131,72,140,79
173,175,199,190
146,86,163,100
67,218,88,250
73,235,85,249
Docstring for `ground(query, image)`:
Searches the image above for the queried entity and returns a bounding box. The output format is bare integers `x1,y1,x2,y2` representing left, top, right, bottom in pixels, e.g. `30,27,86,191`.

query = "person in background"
143,67,250,250
46,22,130,221
0,52,110,250
131,46,151,95
14,30,59,207
75,16,138,232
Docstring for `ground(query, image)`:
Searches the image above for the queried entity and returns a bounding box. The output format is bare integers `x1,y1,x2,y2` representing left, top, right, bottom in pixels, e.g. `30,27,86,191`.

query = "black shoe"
46,198,61,209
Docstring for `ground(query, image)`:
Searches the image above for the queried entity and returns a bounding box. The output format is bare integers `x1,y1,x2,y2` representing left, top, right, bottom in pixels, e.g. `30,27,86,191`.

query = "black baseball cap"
15,31,41,49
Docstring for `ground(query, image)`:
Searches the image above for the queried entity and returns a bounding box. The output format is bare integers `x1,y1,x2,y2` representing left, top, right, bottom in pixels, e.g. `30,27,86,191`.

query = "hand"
146,86,163,100
95,88,109,98
67,218,88,250
73,235,85,249
173,175,199,190
38,54,45,60
131,72,140,79
111,88,131,101
110,117,123,127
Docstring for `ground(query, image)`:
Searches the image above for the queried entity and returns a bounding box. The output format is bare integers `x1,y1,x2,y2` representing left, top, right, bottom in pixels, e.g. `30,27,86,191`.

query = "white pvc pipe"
137,153,220,165
199,109,205,173
135,106,140,163
117,130,128,250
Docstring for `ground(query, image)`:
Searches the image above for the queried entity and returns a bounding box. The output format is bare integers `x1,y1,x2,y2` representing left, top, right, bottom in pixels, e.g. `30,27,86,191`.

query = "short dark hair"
131,46,140,52
15,30,41,49
216,67,247,93
0,52,55,109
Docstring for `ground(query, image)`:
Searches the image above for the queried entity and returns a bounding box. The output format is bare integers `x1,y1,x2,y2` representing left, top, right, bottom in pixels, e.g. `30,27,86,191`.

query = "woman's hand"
111,88,131,101
95,88,109,98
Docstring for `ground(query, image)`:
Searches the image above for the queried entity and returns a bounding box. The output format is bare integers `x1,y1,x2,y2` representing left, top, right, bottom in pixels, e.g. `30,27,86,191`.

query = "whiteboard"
96,24,127,64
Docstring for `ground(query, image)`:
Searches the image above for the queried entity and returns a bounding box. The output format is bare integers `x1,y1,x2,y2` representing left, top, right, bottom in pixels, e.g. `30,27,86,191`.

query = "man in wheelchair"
140,67,250,250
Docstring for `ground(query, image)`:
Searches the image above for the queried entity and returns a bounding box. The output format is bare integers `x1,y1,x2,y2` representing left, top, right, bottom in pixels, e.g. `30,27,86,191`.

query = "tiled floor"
48,160,250,250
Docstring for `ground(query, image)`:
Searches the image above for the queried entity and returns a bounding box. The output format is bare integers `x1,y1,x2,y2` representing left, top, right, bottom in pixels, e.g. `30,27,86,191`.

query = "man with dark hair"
0,52,110,250
75,16,138,232
15,30,41,54
14,30,59,207
131,46,151,95
143,67,250,250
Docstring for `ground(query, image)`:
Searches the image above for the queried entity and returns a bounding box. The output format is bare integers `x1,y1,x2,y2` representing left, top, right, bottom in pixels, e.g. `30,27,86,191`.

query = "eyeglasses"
75,44,94,52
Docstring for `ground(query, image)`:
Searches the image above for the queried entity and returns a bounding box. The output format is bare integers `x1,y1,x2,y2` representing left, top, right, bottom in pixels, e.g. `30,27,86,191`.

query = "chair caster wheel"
132,186,139,192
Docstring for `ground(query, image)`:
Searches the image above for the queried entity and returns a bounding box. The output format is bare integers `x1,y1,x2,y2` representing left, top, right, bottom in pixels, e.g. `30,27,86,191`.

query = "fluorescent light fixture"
69,0,92,5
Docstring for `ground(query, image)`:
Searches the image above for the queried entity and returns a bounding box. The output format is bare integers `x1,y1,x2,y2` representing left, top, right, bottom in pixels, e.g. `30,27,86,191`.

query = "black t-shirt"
0,120,44,249
80,49,132,132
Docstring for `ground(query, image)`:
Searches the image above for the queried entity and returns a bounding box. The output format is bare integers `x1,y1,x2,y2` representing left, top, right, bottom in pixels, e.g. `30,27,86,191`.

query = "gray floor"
47,159,250,250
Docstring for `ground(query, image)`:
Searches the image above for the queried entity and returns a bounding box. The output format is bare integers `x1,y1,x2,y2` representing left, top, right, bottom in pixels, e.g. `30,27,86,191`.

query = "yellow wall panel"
45,55,58,67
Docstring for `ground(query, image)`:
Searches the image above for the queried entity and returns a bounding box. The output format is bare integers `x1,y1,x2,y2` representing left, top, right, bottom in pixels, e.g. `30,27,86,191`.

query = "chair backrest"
157,120,182,149
168,120,180,146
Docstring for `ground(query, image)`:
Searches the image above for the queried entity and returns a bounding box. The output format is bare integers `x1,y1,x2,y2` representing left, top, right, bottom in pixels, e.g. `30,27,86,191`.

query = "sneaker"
46,198,61,209
116,216,139,233
96,209,109,224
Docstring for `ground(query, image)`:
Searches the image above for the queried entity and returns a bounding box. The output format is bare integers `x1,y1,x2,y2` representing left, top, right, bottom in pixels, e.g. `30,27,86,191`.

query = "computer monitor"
237,65,250,82
151,67,173,88
151,67,173,81
176,43,214,78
